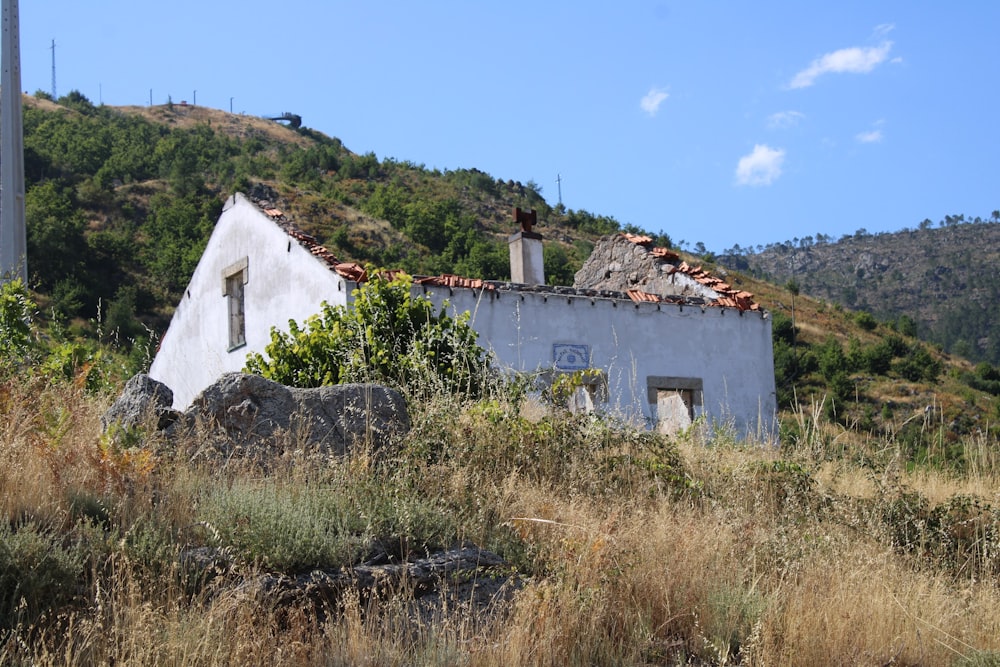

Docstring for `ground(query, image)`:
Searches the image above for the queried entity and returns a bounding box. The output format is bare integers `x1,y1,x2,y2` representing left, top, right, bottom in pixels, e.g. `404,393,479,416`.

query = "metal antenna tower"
556,173,562,206
50,38,55,98
1,0,27,283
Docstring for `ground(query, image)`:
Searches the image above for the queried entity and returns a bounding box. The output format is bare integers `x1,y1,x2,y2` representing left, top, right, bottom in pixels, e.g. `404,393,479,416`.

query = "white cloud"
640,87,669,116
856,119,885,143
856,129,883,143
789,41,893,89
767,110,805,129
873,23,895,39
735,144,785,186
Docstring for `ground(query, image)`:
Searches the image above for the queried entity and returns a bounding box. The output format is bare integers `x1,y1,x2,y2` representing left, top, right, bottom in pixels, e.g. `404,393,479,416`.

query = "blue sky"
17,1,1000,252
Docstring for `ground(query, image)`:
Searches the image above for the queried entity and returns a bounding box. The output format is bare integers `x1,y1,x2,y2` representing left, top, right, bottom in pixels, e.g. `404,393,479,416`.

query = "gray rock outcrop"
101,373,180,432
104,372,410,460
183,372,410,457
232,543,520,623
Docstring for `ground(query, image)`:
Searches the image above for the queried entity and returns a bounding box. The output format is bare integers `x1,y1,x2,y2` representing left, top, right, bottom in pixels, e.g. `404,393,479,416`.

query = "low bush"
246,271,488,397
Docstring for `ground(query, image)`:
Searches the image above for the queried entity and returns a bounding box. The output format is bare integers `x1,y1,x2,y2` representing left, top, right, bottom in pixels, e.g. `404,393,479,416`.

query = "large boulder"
101,374,180,432
183,373,409,457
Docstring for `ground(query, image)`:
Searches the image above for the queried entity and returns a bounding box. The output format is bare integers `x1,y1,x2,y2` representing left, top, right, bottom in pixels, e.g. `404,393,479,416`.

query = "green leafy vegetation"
0,277,140,390
245,272,488,397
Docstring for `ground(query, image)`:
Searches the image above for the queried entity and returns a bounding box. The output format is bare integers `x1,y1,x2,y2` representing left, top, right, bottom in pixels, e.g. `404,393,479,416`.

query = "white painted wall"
417,285,777,439
149,194,348,408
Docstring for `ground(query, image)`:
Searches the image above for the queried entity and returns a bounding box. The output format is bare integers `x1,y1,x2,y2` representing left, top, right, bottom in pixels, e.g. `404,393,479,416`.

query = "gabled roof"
246,193,760,312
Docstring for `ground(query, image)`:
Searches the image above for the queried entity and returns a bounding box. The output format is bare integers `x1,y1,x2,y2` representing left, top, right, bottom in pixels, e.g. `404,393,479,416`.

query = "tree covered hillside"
723,219,1000,365
22,91,665,343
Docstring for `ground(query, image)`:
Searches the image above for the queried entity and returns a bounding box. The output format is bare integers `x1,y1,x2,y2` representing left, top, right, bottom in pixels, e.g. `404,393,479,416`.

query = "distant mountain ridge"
726,221,1000,364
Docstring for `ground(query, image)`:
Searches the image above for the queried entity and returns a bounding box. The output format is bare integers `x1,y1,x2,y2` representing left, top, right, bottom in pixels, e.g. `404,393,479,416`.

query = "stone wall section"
573,235,720,301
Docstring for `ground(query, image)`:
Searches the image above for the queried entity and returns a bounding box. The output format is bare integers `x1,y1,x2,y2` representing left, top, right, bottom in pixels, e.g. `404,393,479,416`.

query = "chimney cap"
514,207,537,233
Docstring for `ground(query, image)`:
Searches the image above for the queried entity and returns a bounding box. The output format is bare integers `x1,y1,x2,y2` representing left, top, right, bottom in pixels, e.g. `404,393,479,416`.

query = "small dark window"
226,272,245,349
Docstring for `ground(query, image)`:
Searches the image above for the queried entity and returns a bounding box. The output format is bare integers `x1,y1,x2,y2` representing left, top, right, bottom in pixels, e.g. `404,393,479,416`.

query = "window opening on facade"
566,371,608,415
544,368,607,415
222,257,248,351
647,376,703,434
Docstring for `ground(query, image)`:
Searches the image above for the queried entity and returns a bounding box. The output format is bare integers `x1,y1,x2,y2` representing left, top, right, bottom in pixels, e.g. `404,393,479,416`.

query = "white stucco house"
149,192,777,439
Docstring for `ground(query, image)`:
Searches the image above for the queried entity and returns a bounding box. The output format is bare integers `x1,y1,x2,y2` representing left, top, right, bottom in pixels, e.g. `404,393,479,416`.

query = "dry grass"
3,377,1000,665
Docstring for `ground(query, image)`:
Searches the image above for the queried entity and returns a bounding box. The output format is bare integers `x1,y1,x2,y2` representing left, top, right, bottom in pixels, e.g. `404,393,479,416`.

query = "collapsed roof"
249,192,759,312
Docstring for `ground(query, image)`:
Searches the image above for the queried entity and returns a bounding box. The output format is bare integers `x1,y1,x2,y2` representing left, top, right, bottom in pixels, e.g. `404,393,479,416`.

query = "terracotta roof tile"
334,262,367,282
651,246,681,262
416,274,496,291
623,232,654,246
626,289,661,303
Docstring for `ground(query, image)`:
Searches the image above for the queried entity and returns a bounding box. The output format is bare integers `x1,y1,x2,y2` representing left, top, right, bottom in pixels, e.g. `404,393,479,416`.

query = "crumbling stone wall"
573,235,720,300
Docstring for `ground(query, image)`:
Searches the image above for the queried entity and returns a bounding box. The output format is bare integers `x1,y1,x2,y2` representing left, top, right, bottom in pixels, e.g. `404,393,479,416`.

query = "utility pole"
556,173,562,206
1,0,27,283
50,38,55,99
229,97,233,113
193,90,196,106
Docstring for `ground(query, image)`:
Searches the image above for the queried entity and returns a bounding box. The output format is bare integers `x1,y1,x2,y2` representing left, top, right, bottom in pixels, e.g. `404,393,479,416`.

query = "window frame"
222,257,249,351
646,375,703,433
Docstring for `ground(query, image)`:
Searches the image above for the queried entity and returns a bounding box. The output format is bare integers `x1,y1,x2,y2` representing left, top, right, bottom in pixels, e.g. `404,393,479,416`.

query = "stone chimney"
508,207,544,285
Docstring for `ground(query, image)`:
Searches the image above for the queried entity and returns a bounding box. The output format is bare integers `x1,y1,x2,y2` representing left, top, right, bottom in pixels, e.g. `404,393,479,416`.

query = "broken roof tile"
334,262,367,282
626,289,662,303
623,232,654,246
416,274,496,291
651,247,681,262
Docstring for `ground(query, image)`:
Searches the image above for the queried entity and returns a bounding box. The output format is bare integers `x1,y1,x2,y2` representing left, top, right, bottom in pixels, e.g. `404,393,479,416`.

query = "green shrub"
861,340,894,375
815,337,846,377
245,271,488,397
0,279,35,370
195,481,372,571
0,522,86,629
854,311,878,331
894,344,941,382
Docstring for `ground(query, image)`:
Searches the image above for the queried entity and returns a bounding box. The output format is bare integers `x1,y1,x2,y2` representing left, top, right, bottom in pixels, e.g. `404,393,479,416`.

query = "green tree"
245,272,488,397
0,279,35,369
25,180,94,313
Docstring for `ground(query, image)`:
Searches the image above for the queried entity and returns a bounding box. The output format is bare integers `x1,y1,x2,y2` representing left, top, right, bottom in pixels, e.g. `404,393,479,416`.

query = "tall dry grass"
2,375,1000,665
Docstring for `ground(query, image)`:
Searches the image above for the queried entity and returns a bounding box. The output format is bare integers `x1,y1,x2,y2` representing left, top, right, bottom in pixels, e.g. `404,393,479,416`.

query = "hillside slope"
726,223,1000,364
22,92,657,332
17,91,1000,448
